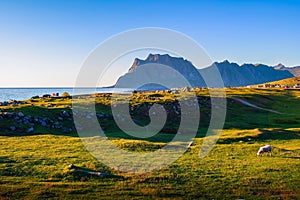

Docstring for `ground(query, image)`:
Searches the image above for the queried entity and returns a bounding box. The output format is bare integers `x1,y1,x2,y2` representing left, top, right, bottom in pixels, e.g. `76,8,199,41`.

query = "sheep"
188,141,195,148
257,145,272,156
69,163,76,169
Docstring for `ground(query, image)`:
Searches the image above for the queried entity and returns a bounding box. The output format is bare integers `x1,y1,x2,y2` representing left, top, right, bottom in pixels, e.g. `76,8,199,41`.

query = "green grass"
0,88,299,199
267,76,300,86
0,130,299,199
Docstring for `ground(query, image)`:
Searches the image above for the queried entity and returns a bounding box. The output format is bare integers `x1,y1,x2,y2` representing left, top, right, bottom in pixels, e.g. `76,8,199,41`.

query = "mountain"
203,61,294,87
116,54,205,89
115,54,294,88
273,64,300,77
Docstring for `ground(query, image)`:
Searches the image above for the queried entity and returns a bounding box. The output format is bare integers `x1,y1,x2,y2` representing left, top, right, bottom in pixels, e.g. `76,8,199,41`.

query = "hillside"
0,88,299,199
267,76,300,86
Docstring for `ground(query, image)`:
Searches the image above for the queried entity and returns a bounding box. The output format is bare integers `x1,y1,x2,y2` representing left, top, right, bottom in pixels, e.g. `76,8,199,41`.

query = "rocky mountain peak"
128,54,185,73
274,63,286,70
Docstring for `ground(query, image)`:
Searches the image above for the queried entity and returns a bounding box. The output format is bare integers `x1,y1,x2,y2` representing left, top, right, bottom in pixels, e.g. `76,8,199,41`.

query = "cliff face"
117,54,205,89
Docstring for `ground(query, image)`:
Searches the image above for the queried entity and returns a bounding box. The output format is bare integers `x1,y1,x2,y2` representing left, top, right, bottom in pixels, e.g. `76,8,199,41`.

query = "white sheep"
188,141,195,148
257,145,272,156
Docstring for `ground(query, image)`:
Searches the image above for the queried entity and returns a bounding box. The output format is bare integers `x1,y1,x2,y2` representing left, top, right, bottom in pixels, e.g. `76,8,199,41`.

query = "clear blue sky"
0,0,299,87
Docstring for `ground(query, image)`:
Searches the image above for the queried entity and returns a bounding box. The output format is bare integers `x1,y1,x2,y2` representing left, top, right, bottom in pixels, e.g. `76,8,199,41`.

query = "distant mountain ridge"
205,60,294,87
116,54,295,88
273,63,300,77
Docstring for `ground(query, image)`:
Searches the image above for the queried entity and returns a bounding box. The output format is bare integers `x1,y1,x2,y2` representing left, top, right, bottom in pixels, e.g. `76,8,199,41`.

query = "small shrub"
62,92,71,98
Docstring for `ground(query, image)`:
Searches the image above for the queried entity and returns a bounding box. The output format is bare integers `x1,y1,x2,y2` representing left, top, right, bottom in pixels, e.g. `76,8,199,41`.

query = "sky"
0,0,299,87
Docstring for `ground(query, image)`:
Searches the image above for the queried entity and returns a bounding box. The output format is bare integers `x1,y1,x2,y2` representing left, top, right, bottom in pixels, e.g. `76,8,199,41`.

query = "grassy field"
0,88,299,199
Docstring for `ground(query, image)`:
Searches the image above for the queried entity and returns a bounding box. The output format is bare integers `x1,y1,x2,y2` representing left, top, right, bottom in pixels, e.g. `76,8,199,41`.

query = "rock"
4,112,11,118
31,95,39,99
27,127,34,133
62,128,68,133
62,111,70,117
18,112,24,117
86,114,92,119
96,113,104,118
42,94,51,98
10,126,16,131
24,115,31,120
58,117,63,121
47,103,54,107
41,121,47,127
54,122,62,129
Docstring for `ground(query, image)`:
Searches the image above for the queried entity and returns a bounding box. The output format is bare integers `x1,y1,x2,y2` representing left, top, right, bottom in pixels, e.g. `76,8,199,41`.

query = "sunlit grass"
0,88,299,199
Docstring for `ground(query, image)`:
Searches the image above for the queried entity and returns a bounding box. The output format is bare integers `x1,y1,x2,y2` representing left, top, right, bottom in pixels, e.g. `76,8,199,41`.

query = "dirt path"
231,97,283,114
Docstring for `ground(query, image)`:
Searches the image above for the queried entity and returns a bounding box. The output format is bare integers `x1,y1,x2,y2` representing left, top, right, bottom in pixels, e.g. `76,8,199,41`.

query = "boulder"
47,103,55,107
10,126,16,131
86,114,92,119
62,111,70,117
42,94,51,98
18,112,24,117
96,113,104,118
27,127,34,133
41,121,47,127
31,95,39,99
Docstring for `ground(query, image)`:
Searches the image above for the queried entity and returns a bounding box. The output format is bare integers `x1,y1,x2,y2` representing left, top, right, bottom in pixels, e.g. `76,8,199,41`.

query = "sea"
0,88,132,102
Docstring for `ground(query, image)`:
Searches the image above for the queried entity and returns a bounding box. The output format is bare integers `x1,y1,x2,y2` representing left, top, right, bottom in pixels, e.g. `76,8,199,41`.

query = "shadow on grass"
68,165,123,181
0,156,17,164
1,92,300,145
218,128,300,144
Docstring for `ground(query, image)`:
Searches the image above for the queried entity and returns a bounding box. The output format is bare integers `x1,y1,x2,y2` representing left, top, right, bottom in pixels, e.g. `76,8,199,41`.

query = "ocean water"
0,88,131,102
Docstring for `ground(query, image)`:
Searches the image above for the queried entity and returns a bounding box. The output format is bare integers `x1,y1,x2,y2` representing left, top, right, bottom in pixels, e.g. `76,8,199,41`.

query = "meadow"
0,88,299,199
